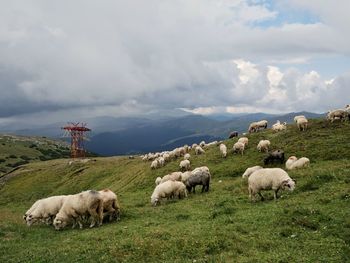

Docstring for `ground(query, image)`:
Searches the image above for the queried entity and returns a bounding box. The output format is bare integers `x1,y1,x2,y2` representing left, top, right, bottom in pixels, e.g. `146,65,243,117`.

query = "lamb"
294,115,306,122
183,166,211,193
155,177,162,185
233,142,245,156
285,156,310,170
257,140,270,153
248,168,296,201
219,143,227,158
195,146,205,155
264,150,285,165
151,180,187,206
53,190,104,230
24,195,69,226
229,131,238,138
297,117,308,131
160,172,183,184
179,160,191,171
98,189,120,222
242,166,263,179
184,153,191,160
238,137,249,147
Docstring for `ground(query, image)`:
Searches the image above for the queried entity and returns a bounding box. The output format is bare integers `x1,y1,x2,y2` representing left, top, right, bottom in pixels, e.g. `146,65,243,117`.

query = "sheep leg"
258,192,265,201
274,189,279,200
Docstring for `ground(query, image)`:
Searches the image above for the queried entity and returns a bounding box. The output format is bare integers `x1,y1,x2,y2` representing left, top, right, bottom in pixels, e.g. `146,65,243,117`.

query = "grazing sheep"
151,181,187,206
204,141,218,148
163,153,171,162
272,121,287,132
294,115,306,122
285,156,310,170
219,143,227,158
53,190,104,230
264,150,285,165
248,168,295,201
297,117,308,131
180,171,192,183
24,195,69,226
179,159,191,171
184,153,191,160
248,122,259,133
327,109,348,122
155,177,162,185
99,189,120,222
160,172,182,184
157,157,165,167
199,141,206,147
150,160,159,169
257,140,270,153
233,142,245,156
229,131,238,138
191,143,198,149
195,146,205,155
238,137,249,147
242,166,263,179
184,166,211,193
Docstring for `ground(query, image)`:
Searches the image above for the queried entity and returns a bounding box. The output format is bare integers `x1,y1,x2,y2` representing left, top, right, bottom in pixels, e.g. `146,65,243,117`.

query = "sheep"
297,117,308,131
157,157,165,167
195,146,205,155
238,137,249,147
264,150,285,165
248,122,259,133
327,109,348,122
204,141,218,148
184,153,191,160
163,153,171,162
180,171,192,183
219,143,227,158
256,120,268,130
155,177,162,185
242,166,263,179
24,195,69,226
179,159,191,171
191,143,198,149
199,141,206,147
233,142,245,156
160,172,182,184
229,131,238,138
151,180,187,206
183,166,211,193
248,168,296,201
285,156,310,170
257,140,270,153
150,160,159,169
99,189,120,222
53,190,104,230
294,115,306,122
272,121,287,132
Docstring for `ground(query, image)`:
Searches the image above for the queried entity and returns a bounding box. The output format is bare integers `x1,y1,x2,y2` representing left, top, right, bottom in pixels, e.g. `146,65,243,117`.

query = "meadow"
0,119,349,262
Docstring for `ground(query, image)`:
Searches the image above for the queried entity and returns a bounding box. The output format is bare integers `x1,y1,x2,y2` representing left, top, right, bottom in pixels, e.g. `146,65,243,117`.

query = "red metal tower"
62,122,91,158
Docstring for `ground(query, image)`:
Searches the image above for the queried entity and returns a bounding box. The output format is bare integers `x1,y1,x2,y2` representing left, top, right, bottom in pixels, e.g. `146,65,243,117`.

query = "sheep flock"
24,105,350,231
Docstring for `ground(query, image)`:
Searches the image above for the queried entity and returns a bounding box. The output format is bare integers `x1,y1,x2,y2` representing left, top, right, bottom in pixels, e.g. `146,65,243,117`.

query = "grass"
0,119,350,262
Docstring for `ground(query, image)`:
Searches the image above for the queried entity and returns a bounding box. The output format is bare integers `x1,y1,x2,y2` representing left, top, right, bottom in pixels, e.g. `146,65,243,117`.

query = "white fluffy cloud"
0,0,349,123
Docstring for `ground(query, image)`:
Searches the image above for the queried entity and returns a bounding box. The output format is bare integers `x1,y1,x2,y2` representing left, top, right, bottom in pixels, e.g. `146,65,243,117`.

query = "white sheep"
285,156,310,170
179,159,191,171
242,166,263,179
219,143,227,158
257,140,270,153
248,122,259,133
204,141,218,148
151,180,187,206
327,109,348,122
199,141,206,147
272,121,287,132
297,117,308,131
233,142,245,156
160,172,183,184
294,115,306,122
238,137,249,147
150,160,159,169
184,153,191,160
248,168,295,201
157,157,165,167
163,153,171,162
53,190,103,230
195,146,205,155
99,189,120,222
155,177,162,185
24,195,69,226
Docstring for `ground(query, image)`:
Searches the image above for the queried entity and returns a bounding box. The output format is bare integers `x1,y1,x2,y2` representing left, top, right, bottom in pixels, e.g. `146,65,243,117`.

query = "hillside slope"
0,119,349,262
0,134,71,175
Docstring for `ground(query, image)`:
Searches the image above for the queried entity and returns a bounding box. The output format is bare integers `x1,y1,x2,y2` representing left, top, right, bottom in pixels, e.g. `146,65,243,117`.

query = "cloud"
0,0,349,124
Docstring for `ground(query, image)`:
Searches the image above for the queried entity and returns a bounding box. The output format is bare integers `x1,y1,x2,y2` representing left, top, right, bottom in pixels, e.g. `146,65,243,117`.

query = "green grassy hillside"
0,134,70,175
0,119,349,262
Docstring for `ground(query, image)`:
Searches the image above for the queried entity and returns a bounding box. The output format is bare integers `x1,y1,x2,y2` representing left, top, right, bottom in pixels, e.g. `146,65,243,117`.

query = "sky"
0,0,350,125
